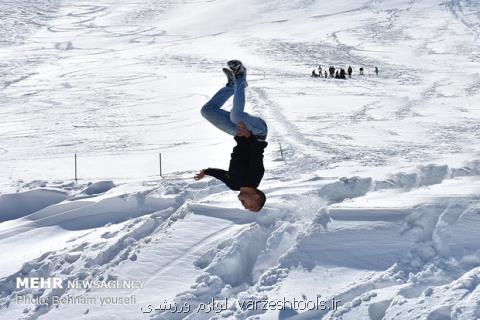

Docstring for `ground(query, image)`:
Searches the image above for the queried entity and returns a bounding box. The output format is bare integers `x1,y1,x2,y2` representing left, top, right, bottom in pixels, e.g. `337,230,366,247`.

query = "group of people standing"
311,65,379,79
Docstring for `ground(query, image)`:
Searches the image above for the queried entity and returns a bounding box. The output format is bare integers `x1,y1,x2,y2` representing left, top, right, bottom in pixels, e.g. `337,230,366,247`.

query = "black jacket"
205,135,268,190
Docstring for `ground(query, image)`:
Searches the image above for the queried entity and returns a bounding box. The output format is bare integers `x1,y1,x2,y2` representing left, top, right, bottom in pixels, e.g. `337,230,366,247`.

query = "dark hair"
254,189,266,212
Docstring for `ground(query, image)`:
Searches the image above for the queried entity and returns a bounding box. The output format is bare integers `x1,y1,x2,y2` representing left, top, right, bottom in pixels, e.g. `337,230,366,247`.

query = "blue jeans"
201,78,268,138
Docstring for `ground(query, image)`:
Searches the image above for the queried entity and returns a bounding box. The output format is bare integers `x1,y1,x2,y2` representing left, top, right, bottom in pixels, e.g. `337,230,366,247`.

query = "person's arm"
203,168,233,188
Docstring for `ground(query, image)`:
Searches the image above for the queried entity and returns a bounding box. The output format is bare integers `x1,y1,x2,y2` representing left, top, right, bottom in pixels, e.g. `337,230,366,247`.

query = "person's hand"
236,122,251,138
194,169,206,181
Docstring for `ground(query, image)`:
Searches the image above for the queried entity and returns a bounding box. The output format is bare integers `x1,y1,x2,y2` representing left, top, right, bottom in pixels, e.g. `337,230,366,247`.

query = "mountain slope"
1,0,480,319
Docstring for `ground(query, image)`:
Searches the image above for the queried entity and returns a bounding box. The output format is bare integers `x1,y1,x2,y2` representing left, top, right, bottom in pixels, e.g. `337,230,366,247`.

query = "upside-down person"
194,60,268,212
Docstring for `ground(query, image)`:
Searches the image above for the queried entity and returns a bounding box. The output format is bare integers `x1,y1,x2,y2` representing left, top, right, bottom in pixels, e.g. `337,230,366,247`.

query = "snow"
1,0,480,319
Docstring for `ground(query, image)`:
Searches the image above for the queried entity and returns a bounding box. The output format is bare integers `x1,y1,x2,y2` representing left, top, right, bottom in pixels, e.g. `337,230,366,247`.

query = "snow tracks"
1,162,480,319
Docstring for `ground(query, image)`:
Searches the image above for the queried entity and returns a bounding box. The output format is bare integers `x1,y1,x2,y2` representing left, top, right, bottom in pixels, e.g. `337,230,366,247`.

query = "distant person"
347,66,352,78
197,60,268,212
340,68,346,79
324,70,328,78
329,66,335,78
359,67,364,75
311,69,319,78
375,66,379,77
335,70,340,79
318,65,322,74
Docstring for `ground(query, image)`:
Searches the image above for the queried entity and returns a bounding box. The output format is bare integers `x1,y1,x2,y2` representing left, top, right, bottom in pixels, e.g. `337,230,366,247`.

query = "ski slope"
1,0,480,319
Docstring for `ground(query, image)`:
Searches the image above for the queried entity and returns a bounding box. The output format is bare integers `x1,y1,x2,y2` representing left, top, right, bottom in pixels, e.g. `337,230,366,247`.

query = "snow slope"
1,0,480,319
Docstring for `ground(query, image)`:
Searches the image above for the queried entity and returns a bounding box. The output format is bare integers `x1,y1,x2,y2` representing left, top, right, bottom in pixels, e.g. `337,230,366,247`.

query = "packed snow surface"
1,0,480,319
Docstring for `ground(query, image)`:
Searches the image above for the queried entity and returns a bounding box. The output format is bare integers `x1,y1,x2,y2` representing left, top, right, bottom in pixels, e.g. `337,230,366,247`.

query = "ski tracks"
136,222,243,295
446,0,480,40
248,86,350,173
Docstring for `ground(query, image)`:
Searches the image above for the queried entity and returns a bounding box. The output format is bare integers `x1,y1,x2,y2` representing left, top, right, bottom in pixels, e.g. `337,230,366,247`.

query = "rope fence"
71,143,285,182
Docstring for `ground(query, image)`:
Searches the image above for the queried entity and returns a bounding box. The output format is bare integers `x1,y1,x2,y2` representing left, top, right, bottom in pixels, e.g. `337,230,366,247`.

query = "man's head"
238,187,266,212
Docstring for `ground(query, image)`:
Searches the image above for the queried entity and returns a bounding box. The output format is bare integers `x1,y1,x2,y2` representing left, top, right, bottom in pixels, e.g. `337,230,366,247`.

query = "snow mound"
0,189,67,223
82,181,115,195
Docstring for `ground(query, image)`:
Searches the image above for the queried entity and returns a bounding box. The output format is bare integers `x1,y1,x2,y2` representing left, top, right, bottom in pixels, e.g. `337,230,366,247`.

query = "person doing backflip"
194,60,268,212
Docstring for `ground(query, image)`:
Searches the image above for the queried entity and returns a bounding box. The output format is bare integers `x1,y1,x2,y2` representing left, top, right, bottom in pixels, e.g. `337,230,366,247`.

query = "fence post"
74,153,78,182
159,153,162,177
279,143,284,160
